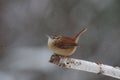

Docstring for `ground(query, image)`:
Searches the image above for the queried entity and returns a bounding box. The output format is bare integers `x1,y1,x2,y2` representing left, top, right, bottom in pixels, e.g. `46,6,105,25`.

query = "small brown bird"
47,28,87,56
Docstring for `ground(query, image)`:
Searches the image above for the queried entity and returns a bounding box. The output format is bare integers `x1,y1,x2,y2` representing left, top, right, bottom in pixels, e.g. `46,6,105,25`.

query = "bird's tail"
73,28,87,43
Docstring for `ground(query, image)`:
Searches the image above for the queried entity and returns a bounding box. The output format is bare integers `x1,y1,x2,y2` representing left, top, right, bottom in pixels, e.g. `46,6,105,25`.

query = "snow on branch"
49,54,120,79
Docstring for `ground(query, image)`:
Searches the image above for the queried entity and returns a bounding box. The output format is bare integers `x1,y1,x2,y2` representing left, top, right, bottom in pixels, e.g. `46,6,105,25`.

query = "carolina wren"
47,28,87,56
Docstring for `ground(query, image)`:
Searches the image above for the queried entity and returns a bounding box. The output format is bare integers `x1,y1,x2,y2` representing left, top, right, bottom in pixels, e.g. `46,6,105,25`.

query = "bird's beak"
46,35,52,39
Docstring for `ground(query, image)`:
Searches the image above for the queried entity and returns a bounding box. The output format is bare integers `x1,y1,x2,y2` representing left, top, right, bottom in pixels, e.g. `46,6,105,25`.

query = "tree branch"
49,55,120,79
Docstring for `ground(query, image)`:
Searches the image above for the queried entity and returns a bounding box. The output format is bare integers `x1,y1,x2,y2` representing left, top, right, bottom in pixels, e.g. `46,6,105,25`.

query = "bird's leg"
49,54,72,67
58,55,72,67
49,53,61,64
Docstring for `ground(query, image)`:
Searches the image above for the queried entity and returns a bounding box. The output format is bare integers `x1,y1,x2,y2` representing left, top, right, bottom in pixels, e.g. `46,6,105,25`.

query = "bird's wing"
56,40,77,49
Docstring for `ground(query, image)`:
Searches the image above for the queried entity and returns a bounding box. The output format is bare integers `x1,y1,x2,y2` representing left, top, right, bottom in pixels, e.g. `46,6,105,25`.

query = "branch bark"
49,55,120,79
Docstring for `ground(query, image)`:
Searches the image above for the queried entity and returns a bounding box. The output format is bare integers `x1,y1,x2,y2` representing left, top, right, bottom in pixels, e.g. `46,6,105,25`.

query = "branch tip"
49,55,120,79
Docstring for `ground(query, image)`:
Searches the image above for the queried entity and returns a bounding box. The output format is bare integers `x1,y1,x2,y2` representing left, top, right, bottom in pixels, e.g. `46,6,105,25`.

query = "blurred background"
0,0,120,80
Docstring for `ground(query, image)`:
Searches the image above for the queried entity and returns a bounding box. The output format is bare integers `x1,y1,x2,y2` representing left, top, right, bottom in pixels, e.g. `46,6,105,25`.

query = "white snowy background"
0,0,120,80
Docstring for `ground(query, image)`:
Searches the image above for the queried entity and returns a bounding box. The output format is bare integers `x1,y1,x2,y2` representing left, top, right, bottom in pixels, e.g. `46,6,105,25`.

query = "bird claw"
49,54,61,65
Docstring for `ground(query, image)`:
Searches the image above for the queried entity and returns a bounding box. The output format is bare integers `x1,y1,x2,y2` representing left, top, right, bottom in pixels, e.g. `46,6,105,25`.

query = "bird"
47,28,87,57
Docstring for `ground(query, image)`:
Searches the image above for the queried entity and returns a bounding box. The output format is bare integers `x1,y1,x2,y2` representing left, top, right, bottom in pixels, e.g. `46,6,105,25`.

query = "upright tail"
73,28,87,43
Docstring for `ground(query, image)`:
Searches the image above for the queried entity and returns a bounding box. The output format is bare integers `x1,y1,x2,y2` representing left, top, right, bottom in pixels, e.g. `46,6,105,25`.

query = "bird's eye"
51,35,57,39
56,36,62,39
55,37,59,39
52,35,62,39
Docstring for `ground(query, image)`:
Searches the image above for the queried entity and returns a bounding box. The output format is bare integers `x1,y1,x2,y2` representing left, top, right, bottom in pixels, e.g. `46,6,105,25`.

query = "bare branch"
49,55,120,79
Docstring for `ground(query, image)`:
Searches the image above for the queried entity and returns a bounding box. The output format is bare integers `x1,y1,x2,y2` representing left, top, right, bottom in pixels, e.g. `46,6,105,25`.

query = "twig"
49,55,120,79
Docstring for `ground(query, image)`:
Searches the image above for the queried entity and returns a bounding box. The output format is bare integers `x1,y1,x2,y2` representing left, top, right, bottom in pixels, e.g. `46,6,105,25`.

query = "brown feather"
55,36,77,49
73,28,87,42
